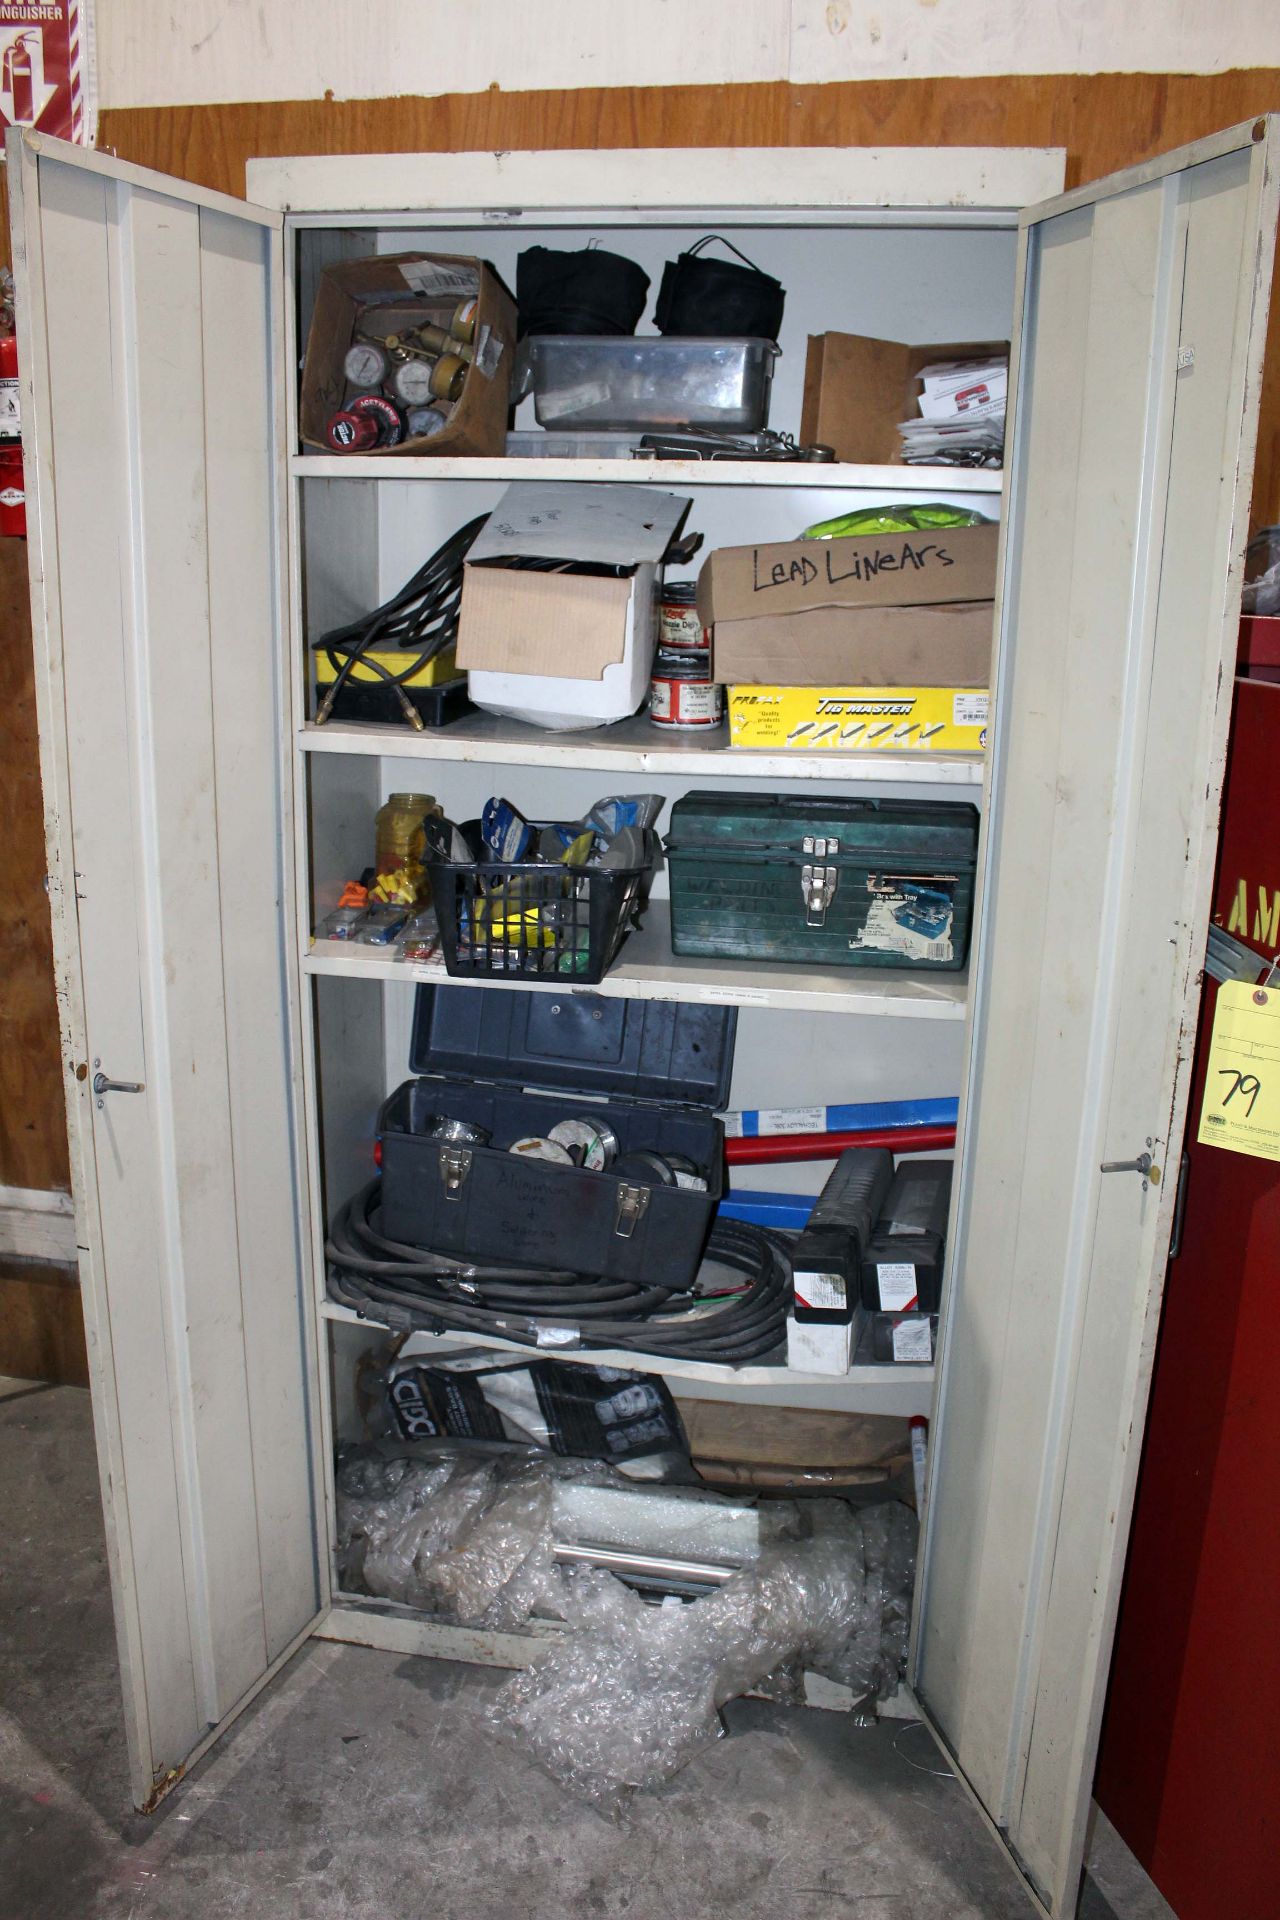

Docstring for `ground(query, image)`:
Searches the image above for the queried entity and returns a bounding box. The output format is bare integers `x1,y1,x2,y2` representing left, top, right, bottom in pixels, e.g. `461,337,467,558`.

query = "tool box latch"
801,835,840,927
613,1182,651,1239
439,1145,473,1198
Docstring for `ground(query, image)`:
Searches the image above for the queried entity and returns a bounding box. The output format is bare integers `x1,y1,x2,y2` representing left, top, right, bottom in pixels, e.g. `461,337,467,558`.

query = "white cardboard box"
785,1314,853,1377
458,481,690,730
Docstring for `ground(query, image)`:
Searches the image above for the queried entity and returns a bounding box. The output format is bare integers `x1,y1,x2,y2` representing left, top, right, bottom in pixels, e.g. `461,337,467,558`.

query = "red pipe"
726,1123,956,1166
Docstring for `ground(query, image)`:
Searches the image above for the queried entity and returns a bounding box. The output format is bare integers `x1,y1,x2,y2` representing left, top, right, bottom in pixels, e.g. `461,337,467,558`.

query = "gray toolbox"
377,983,736,1285
665,791,980,970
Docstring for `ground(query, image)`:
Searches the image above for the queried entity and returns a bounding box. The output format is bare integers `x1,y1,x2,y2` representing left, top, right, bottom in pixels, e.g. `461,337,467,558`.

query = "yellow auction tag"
1197,978,1280,1161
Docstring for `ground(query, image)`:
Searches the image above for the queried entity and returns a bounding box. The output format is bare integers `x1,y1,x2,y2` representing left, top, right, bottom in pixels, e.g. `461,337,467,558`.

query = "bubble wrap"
336,1445,589,1631
488,1501,917,1808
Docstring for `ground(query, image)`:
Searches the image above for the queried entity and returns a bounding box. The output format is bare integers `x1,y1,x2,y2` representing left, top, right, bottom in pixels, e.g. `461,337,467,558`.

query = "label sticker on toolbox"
892,1316,933,1362
877,1262,919,1310
853,889,954,964
794,1270,848,1312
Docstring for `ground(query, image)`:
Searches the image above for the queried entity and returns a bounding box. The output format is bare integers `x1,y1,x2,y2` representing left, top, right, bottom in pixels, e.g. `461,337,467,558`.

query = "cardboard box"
712,600,993,687
299,253,516,457
786,1314,853,1377
728,684,990,753
800,332,1009,466
696,525,997,685
457,482,690,729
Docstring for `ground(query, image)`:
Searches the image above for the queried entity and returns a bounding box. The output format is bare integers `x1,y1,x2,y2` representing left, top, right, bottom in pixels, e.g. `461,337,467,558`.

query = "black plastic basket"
427,856,650,983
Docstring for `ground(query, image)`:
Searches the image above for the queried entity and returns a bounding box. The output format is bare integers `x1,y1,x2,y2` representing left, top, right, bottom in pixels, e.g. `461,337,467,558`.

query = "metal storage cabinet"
9,124,1277,1913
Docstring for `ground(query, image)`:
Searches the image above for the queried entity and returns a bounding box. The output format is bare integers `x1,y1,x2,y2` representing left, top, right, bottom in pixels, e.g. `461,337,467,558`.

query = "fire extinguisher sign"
0,0,94,145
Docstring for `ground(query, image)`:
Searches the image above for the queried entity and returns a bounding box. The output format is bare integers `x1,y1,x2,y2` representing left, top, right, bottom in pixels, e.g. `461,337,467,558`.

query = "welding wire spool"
424,1115,491,1148
429,353,469,401
612,1150,679,1187
325,1181,791,1363
548,1118,619,1171
509,1136,575,1166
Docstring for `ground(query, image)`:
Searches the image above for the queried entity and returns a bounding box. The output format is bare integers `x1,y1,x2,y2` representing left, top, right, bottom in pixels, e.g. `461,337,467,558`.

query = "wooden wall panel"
95,70,1280,522
0,531,69,1192
0,1258,88,1385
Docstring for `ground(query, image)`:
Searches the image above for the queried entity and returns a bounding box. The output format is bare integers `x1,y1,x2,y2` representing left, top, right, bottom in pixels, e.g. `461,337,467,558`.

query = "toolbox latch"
801,836,840,927
439,1145,473,1198
613,1182,651,1239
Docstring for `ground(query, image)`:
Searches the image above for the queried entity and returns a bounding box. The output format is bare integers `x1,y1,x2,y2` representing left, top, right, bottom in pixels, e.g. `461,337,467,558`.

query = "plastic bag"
801,503,988,539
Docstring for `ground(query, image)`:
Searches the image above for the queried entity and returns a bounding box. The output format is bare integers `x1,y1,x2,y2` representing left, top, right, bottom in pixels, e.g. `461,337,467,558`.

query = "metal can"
657,580,707,650
649,646,724,729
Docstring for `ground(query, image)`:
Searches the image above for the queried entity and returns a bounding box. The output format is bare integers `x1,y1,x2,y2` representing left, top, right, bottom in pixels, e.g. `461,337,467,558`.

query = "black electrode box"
859,1158,953,1314
790,1148,894,1324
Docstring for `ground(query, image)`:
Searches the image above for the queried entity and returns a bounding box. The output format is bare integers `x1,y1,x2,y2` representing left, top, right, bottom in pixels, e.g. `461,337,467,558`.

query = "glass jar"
374,792,440,906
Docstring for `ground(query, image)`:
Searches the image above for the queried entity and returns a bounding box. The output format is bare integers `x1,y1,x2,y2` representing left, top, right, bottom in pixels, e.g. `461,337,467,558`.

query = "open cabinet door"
915,118,1279,1915
9,132,324,1809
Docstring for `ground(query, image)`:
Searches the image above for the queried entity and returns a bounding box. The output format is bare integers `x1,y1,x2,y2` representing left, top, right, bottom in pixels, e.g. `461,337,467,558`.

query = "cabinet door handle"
93,1070,145,1107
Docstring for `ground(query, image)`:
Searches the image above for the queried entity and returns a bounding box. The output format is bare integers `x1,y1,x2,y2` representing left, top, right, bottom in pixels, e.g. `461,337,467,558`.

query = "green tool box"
665,791,979,970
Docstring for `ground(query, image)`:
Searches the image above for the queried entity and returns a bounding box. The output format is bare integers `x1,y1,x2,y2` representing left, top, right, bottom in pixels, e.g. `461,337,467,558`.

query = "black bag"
654,235,785,341
516,244,650,337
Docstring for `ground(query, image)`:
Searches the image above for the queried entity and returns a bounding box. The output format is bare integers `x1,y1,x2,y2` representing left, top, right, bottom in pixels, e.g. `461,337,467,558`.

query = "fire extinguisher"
0,306,26,537
2,33,36,126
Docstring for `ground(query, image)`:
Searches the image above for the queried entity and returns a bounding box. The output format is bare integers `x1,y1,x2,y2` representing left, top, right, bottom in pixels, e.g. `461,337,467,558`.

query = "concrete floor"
0,1378,1172,1920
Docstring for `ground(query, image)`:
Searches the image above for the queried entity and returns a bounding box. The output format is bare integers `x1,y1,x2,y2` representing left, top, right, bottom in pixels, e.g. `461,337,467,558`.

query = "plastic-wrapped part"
804,1498,918,1704
336,1441,769,1630
488,1503,917,1808
337,1445,578,1629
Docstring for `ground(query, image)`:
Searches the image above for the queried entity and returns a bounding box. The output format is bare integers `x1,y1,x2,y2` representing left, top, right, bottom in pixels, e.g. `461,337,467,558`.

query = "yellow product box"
727,684,990,753
315,644,458,690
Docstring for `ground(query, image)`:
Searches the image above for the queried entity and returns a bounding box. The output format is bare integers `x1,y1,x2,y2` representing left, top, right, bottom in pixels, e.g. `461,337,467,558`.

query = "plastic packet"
586,795,663,836
800,503,988,539
319,907,367,940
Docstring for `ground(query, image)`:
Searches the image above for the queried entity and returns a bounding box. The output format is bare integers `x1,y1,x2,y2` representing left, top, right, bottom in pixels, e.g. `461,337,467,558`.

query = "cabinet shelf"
304,900,969,1017
320,1300,934,1415
290,453,1004,494
299,711,987,785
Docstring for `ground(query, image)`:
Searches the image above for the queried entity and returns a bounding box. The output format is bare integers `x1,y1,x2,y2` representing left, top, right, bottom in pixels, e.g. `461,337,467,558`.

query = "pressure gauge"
390,356,438,407
344,340,389,389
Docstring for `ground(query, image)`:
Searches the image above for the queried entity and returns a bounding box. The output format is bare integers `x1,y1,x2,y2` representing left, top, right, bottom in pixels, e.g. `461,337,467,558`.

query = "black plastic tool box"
377,983,736,1285
665,791,979,970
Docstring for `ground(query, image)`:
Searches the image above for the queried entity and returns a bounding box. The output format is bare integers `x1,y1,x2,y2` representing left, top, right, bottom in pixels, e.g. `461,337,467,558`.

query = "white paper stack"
898,355,1008,467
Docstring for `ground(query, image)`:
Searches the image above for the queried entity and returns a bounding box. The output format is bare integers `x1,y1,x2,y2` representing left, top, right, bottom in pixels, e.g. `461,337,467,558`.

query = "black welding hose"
326,1181,791,1364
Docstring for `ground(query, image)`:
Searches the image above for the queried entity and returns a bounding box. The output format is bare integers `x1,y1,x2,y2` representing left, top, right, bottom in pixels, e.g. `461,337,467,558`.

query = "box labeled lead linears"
728,685,990,753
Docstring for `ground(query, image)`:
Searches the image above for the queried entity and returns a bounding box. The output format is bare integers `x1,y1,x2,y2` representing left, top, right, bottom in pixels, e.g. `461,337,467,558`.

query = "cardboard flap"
470,481,689,566
456,566,633,679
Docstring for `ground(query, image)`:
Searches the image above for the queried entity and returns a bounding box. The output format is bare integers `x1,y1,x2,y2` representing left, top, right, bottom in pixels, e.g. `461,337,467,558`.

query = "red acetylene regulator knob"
350,393,405,446
325,394,405,451
325,408,380,452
